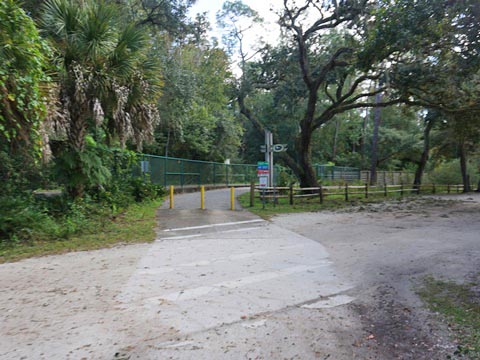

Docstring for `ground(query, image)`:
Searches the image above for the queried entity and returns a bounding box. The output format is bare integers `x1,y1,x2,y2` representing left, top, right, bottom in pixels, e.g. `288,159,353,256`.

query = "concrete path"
114,188,353,358
0,188,353,359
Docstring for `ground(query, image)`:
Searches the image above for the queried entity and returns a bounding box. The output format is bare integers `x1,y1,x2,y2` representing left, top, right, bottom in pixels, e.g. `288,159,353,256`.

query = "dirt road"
0,191,479,359
274,193,480,359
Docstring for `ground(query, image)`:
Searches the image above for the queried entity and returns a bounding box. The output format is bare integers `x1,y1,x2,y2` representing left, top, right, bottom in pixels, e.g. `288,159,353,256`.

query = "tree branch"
337,74,380,103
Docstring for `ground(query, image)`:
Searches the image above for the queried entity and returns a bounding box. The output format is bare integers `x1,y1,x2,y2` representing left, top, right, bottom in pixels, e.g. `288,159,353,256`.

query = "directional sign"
260,145,267,153
257,161,269,170
272,144,288,152
257,161,269,188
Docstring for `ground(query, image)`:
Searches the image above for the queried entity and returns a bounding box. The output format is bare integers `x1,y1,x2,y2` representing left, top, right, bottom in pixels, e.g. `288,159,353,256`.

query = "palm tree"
41,0,161,198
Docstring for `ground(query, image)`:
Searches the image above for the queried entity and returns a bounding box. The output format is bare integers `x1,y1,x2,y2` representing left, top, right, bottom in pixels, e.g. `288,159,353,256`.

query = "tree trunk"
369,92,382,185
332,118,340,162
297,121,318,188
360,109,369,165
65,95,89,199
413,117,435,186
459,141,470,192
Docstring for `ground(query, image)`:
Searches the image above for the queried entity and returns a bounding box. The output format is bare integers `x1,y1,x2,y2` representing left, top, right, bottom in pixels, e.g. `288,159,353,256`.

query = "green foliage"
428,160,463,185
54,138,112,194
0,198,162,263
86,148,165,208
0,0,51,153
426,159,479,185
0,195,57,245
41,0,163,198
125,0,196,36
151,41,242,161
275,166,297,187
418,276,480,359
0,150,53,196
128,177,165,202
0,177,164,248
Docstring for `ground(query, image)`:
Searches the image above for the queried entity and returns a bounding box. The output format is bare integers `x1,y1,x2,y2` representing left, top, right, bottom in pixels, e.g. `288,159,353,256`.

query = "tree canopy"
1,0,479,198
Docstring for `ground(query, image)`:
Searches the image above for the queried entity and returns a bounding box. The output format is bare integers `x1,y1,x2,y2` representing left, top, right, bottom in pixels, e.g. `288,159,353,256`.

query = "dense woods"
1,0,479,244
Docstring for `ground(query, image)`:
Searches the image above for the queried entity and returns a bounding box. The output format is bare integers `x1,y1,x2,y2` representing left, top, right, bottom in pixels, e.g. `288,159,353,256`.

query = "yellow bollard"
200,186,205,210
230,187,235,211
169,185,174,209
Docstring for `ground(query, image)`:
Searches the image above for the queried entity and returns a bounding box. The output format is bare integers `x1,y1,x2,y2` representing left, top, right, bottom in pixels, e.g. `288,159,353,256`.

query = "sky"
188,0,283,54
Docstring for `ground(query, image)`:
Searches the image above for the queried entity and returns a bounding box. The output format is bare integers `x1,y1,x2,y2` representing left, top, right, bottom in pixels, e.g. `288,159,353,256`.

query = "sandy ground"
273,193,480,359
0,191,479,359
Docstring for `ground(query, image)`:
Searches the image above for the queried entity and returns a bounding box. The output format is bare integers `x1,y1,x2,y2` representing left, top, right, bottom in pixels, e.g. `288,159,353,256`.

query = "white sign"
258,176,268,188
272,144,288,152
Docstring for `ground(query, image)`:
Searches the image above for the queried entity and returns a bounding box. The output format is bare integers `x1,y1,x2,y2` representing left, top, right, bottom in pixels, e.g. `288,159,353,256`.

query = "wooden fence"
250,183,470,207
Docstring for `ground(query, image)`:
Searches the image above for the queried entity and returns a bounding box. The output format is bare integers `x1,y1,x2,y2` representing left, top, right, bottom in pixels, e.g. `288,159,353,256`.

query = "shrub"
0,195,60,245
426,159,479,185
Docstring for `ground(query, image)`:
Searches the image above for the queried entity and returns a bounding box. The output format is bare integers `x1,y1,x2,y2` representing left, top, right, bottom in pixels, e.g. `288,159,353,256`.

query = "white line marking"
163,219,265,232
158,226,264,240
159,234,203,240
154,262,329,302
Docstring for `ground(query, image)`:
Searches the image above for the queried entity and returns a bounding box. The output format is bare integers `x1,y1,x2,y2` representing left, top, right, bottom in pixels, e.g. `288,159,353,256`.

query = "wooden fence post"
345,184,349,202
400,183,404,197
289,184,294,205
250,181,255,207
384,183,387,197
432,183,436,194
319,185,324,204
365,183,368,199
447,184,450,194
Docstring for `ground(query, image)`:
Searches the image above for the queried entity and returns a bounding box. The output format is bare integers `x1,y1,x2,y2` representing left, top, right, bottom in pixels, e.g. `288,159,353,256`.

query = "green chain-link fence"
134,155,368,188
137,154,258,188
315,164,361,181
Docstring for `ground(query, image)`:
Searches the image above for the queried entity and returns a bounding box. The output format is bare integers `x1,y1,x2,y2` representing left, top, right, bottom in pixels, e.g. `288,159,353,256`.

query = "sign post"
260,129,288,188
257,161,269,209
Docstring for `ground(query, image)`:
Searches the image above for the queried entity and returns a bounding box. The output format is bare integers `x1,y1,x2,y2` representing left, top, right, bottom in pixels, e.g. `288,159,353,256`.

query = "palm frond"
77,1,117,62
41,0,81,41
109,25,148,78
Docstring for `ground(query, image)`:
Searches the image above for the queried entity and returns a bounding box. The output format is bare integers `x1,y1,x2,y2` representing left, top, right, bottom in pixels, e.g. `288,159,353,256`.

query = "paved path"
115,188,353,358
0,188,353,359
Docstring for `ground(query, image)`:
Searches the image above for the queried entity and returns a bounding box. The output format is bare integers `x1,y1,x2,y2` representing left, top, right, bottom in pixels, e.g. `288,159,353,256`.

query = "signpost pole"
259,131,288,204
264,130,273,187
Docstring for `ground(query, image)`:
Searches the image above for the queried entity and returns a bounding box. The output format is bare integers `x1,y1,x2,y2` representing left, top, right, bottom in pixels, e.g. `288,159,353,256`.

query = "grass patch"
238,191,404,219
418,276,480,359
0,199,162,263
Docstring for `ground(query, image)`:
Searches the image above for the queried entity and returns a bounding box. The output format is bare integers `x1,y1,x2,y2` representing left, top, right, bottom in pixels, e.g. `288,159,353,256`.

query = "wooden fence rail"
249,183,470,207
